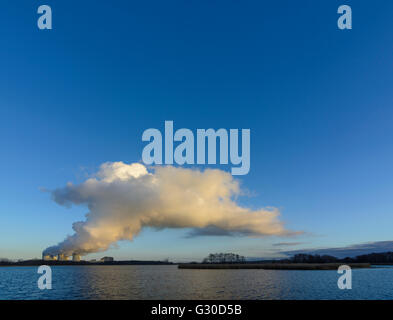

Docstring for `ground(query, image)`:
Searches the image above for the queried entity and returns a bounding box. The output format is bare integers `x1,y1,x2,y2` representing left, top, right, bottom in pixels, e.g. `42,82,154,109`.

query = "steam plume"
44,162,298,256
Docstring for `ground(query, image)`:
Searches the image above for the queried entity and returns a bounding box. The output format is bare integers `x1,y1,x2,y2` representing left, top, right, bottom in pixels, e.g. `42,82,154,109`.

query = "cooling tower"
57,254,69,261
72,254,81,262
42,254,52,261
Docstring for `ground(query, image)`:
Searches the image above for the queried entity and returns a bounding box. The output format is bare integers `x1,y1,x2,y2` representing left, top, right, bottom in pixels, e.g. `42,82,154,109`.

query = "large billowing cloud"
44,162,298,256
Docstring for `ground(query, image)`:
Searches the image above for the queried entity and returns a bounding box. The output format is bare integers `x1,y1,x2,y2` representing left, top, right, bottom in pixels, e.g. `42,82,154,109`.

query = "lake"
1,265,393,300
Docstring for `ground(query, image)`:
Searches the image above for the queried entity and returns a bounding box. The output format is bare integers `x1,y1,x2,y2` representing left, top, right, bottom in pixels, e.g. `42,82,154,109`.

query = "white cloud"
44,162,299,256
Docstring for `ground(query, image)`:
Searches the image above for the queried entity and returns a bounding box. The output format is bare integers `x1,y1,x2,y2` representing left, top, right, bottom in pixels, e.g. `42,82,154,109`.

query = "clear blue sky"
0,0,392,261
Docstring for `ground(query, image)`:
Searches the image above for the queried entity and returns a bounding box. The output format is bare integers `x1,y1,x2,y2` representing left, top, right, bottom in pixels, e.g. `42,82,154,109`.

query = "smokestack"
72,253,81,262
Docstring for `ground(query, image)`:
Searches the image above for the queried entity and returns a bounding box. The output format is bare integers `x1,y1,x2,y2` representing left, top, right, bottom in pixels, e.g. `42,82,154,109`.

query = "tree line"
200,251,393,264
286,252,393,264
202,253,246,264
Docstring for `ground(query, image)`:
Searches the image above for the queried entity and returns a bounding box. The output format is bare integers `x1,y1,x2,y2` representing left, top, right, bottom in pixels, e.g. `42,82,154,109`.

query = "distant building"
100,256,114,262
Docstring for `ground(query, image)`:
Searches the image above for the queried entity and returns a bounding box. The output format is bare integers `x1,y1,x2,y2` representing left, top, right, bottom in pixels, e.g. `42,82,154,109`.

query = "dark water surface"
1,265,393,300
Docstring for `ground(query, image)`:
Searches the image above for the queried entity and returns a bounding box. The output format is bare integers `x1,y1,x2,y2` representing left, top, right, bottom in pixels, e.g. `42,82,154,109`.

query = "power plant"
41,252,115,264
42,253,81,262
58,254,68,261
42,254,58,261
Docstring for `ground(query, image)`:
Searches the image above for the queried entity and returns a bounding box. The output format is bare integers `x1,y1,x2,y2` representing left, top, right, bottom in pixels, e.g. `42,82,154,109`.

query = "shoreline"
2,261,389,269
178,263,371,270
0,260,174,267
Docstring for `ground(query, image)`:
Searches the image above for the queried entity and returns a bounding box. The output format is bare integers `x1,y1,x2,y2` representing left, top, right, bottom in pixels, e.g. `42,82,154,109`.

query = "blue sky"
0,1,393,261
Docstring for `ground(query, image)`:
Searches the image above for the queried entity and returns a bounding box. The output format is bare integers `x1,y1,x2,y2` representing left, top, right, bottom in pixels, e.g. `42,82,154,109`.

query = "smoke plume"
44,162,297,256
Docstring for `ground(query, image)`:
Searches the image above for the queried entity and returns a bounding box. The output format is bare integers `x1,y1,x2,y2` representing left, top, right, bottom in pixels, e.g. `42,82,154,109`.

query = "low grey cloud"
185,225,255,238
273,242,306,247
283,240,393,258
